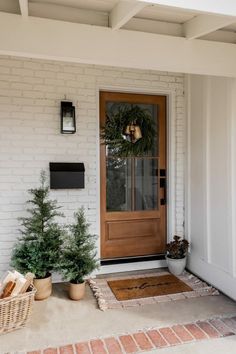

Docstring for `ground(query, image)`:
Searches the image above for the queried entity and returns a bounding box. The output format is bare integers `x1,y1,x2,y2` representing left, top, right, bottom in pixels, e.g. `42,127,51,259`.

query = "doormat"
88,271,219,311
107,274,192,301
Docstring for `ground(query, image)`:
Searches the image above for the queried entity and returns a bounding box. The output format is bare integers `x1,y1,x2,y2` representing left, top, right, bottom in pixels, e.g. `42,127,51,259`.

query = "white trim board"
97,260,167,275
231,80,236,278
2,12,236,77
184,75,190,247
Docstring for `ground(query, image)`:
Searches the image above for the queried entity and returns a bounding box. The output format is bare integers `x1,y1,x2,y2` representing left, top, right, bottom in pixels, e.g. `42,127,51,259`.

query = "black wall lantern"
61,101,76,134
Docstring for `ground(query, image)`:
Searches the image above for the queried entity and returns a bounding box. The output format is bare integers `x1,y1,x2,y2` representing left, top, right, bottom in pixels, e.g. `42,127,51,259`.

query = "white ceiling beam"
2,12,236,78
135,0,236,17
184,14,236,40
109,1,147,30
19,0,28,18
29,2,108,27
124,17,183,37
202,30,236,44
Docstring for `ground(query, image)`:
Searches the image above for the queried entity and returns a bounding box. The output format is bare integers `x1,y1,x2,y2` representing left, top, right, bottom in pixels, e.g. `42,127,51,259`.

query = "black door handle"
160,177,166,205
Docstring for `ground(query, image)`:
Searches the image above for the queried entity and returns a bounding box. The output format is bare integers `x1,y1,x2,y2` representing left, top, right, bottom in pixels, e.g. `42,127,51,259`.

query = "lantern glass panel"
61,102,76,134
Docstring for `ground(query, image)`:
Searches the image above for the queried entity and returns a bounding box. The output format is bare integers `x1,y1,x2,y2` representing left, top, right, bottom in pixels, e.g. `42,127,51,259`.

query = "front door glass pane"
106,158,132,211
135,159,158,211
105,100,159,212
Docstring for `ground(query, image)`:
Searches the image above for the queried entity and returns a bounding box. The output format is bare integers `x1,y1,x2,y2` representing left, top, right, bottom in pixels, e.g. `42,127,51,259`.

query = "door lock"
160,177,166,205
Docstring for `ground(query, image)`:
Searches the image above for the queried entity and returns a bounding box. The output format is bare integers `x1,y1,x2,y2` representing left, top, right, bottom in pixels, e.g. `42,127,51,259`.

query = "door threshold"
97,255,166,276
101,254,165,266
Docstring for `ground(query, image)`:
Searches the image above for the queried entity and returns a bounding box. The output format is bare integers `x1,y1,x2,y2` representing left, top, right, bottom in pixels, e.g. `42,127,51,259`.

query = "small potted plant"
166,235,189,275
11,171,64,300
59,208,98,300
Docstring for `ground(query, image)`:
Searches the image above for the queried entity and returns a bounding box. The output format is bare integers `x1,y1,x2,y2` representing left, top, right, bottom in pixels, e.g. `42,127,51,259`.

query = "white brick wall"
0,56,185,275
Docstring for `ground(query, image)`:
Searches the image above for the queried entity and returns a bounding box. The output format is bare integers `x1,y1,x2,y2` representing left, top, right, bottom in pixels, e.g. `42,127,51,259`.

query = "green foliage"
166,235,189,259
11,171,64,279
59,208,98,284
101,105,156,157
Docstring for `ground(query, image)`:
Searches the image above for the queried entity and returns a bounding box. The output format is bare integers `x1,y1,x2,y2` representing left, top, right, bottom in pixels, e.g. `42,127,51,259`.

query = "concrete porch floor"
1,270,236,353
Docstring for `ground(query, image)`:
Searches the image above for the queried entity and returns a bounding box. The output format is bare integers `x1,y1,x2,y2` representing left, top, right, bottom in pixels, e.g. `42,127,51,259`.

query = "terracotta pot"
69,281,85,300
33,274,52,300
166,256,187,276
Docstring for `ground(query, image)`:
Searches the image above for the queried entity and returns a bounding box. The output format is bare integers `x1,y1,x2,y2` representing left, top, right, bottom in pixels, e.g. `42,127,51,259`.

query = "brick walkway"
26,316,236,354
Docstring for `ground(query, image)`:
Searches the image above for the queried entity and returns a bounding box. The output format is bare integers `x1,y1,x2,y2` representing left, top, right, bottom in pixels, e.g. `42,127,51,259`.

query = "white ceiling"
224,23,236,31
0,0,20,14
29,0,119,12
138,5,195,23
0,0,236,43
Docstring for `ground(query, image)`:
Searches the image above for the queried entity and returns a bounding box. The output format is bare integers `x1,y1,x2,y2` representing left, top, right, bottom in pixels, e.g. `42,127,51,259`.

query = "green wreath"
101,104,156,157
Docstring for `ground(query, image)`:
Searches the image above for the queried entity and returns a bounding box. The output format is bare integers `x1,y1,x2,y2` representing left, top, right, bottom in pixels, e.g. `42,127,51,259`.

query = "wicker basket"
0,285,36,335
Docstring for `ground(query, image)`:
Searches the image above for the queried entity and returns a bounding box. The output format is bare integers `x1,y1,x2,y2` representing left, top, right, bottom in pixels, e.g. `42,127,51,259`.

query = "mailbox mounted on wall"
49,162,85,189
61,101,76,134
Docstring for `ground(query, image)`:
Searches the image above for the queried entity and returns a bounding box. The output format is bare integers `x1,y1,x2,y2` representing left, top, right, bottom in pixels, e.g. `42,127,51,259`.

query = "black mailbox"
49,162,85,189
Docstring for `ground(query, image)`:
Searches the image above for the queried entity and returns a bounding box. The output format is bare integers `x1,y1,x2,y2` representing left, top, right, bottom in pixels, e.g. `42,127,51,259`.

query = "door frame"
100,92,167,260
95,84,177,267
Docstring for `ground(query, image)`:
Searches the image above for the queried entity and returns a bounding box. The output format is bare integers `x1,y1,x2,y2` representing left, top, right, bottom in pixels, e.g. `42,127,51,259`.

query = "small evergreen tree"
11,171,64,279
60,208,98,284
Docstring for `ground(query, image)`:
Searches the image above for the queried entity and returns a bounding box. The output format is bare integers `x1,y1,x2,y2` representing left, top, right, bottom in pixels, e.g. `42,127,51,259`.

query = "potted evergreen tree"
59,208,98,300
166,235,190,276
11,171,64,300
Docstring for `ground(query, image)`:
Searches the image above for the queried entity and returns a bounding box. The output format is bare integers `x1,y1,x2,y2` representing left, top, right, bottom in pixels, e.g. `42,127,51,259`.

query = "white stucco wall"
0,56,185,276
187,74,236,300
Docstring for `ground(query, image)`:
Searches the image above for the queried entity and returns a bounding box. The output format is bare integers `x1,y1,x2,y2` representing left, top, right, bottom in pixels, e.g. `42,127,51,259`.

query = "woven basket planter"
0,285,36,335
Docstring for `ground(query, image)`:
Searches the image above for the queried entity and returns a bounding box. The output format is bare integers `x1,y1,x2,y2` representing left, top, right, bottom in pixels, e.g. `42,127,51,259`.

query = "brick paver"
172,324,194,342
146,329,168,348
210,318,235,337
43,349,58,354
184,323,208,340
26,316,236,354
90,340,106,354
133,332,153,350
75,342,91,354
222,318,236,332
159,327,181,345
197,321,220,338
119,335,138,353
59,346,74,354
104,337,123,354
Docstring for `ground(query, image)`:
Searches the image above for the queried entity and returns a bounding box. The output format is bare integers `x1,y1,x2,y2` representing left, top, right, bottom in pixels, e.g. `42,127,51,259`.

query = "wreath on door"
100,104,156,157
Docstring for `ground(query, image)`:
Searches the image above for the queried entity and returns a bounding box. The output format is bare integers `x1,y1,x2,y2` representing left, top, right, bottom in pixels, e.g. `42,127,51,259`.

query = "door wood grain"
100,91,166,259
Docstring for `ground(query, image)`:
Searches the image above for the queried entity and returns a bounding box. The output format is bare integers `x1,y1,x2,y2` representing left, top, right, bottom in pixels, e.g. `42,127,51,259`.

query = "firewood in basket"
1,281,16,298
20,273,35,294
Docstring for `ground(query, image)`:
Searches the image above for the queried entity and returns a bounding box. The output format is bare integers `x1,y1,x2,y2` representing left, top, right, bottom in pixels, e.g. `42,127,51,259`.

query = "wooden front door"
100,91,167,259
